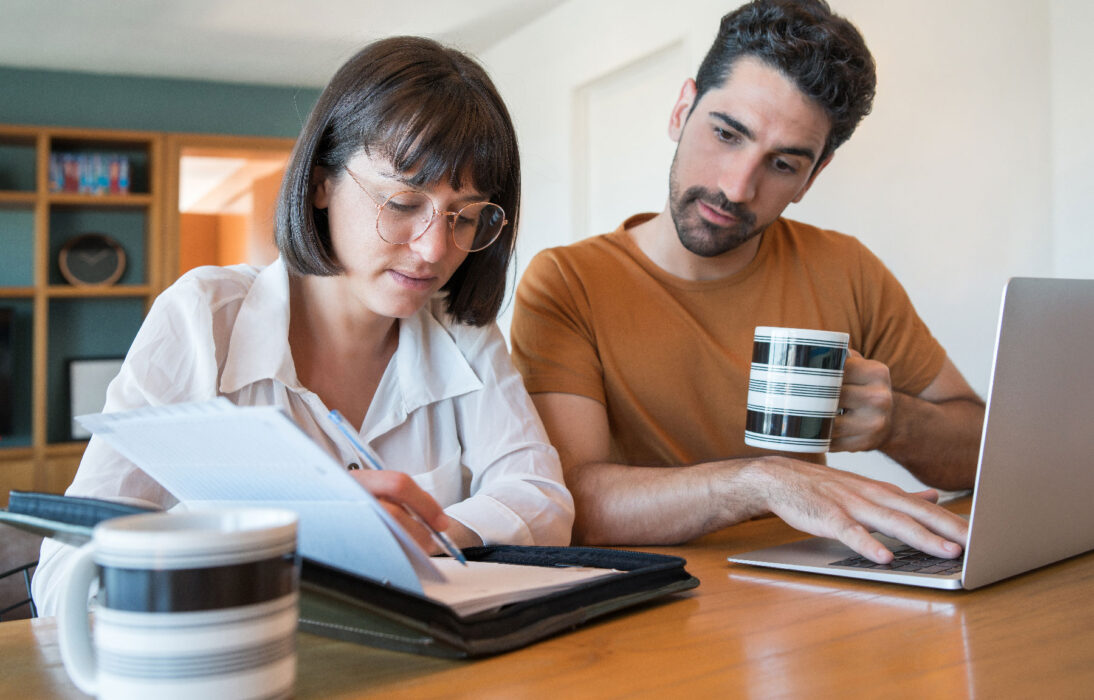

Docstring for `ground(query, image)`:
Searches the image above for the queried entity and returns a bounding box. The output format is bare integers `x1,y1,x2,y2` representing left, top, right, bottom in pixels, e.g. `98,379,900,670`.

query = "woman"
34,37,574,615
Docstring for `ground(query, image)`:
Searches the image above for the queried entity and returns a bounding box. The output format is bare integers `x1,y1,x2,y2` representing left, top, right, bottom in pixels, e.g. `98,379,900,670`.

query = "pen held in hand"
328,409,468,566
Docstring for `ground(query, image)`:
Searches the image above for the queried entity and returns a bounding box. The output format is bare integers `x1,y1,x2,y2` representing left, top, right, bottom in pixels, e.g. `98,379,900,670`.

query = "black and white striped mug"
57,507,299,699
745,326,850,453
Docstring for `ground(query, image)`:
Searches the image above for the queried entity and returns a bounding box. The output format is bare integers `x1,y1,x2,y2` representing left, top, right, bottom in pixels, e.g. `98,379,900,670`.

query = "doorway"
164,134,295,284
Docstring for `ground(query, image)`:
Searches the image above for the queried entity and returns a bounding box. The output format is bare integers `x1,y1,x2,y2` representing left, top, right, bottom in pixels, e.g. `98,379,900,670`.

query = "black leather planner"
3,491,699,658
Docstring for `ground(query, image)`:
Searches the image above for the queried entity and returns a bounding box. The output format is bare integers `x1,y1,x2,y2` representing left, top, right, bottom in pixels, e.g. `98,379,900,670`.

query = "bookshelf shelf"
0,191,36,206
46,284,153,298
44,442,91,458
48,193,154,207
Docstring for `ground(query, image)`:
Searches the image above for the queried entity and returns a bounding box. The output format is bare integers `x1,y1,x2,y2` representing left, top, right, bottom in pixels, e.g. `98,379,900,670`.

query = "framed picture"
68,357,124,440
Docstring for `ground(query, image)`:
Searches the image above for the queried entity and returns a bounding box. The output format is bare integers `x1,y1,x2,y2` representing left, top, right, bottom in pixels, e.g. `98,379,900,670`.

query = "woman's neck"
288,273,399,428
289,273,397,356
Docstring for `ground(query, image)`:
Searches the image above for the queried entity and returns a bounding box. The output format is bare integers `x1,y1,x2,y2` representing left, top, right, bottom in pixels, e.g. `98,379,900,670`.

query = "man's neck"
628,209,763,282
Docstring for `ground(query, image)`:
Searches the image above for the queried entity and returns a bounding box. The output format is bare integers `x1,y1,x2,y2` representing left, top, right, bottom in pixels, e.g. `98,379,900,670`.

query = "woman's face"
312,151,478,320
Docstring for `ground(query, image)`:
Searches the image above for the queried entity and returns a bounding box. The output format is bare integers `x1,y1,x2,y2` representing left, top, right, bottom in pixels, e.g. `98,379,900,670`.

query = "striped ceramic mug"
745,326,850,453
57,507,299,700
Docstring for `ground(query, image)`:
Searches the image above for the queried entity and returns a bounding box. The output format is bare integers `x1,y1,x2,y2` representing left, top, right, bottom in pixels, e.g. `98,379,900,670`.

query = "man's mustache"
682,186,756,229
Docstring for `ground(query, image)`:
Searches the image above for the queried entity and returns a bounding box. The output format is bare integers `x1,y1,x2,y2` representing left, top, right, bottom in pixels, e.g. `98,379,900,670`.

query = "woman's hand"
348,470,449,554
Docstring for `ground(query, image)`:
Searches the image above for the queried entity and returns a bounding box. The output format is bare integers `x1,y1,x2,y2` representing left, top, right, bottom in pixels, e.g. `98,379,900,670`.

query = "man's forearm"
566,459,768,545
881,393,984,490
567,450,973,561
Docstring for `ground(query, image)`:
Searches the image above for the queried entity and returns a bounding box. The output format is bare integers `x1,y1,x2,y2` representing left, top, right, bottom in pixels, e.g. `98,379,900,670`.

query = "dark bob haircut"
694,0,876,163
276,36,520,326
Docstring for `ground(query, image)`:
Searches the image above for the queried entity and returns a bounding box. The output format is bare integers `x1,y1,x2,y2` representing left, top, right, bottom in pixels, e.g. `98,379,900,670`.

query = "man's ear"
668,79,698,144
792,155,833,204
311,166,331,209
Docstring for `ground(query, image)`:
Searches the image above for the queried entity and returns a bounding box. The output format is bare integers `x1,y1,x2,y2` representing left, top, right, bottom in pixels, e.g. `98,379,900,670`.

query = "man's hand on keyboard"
742,457,969,564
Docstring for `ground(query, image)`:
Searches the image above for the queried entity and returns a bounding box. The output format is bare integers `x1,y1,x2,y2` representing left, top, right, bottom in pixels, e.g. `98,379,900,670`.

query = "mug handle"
57,542,100,696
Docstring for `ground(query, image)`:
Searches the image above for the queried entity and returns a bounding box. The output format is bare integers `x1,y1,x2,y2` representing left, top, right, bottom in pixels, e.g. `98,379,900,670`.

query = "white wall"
1051,0,1094,279
482,0,1094,491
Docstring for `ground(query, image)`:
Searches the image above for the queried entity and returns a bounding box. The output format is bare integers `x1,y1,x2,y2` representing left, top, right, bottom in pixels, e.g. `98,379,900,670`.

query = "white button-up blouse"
33,258,574,615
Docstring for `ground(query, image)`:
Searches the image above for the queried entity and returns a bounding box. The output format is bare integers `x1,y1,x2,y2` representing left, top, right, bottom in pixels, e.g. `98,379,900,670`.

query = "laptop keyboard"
830,545,965,576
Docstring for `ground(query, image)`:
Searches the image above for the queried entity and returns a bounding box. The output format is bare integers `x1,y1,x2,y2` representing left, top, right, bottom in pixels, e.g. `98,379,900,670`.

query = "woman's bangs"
374,89,511,197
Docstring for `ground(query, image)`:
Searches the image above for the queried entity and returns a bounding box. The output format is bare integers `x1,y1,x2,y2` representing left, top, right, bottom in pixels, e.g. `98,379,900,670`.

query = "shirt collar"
220,260,482,422
220,257,299,394
365,301,483,438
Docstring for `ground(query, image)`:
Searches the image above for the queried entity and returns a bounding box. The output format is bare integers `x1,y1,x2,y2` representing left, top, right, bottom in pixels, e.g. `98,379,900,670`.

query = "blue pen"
328,409,467,565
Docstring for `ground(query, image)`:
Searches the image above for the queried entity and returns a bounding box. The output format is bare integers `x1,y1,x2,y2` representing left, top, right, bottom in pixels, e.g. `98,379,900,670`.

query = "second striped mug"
745,326,850,453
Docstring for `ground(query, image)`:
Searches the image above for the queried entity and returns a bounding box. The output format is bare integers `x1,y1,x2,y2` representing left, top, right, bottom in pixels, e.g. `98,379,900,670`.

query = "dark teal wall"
0,66,321,137
0,67,322,446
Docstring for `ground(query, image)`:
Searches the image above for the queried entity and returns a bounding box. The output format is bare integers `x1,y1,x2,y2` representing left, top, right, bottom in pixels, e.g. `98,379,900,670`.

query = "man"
510,0,984,564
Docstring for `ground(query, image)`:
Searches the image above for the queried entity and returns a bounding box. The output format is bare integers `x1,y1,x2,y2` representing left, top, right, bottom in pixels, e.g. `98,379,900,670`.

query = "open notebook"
75,399,620,615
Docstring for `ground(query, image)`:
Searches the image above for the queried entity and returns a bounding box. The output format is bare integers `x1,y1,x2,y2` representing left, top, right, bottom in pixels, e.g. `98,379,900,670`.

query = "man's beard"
668,164,760,258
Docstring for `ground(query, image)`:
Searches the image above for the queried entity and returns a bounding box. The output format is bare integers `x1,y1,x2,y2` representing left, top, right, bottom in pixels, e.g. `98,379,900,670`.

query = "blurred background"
1,0,1091,492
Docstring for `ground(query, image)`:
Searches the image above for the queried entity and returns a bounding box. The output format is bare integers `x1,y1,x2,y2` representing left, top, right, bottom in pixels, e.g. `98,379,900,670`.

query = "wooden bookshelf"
0,124,164,502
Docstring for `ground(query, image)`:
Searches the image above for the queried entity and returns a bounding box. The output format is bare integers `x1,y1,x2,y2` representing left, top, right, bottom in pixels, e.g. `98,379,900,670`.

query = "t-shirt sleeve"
510,248,607,404
853,244,947,397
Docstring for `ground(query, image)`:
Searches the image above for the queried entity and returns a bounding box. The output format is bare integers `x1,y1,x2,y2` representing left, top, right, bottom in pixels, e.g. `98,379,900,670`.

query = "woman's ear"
311,166,331,210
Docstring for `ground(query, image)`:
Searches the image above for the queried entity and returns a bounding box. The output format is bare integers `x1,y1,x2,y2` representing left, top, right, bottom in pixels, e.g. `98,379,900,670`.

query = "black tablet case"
3,491,699,658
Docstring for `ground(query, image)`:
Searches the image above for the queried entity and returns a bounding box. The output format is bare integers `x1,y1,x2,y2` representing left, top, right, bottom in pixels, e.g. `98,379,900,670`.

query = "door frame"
162,133,295,289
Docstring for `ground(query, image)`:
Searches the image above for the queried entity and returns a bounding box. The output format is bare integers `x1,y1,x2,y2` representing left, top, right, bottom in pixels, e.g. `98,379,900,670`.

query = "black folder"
3,491,699,658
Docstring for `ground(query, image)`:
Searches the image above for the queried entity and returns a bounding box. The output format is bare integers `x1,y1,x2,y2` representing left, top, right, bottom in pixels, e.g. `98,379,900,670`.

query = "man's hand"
831,350,893,452
832,353,983,489
745,457,968,563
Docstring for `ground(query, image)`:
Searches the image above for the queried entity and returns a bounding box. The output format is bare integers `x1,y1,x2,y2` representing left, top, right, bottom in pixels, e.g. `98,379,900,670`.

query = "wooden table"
3,498,1092,698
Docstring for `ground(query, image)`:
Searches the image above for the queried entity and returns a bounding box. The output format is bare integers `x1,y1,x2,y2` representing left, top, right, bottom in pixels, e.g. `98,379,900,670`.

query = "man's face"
667,56,832,258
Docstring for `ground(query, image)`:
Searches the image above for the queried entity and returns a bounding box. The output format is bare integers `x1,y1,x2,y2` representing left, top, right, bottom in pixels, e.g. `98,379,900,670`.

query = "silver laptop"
729,277,1094,590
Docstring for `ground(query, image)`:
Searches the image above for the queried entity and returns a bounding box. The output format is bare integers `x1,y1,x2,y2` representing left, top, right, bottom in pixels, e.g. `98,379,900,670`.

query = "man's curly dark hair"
694,0,876,162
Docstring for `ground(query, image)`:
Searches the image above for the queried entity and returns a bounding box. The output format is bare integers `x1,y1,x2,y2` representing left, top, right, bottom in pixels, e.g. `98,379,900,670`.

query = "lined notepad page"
423,559,622,616
77,398,441,592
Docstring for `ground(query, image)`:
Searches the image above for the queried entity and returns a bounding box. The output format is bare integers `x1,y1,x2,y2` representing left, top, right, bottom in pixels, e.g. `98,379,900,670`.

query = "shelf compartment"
49,138,153,196
0,207,35,287
0,300,33,448
0,137,37,193
48,207,149,286
46,298,145,444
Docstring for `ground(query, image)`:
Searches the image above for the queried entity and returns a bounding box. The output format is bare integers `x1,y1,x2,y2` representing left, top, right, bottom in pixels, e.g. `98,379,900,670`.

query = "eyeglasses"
342,166,507,253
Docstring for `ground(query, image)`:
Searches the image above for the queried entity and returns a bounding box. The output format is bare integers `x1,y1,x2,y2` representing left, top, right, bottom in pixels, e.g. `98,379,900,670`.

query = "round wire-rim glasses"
342,166,508,253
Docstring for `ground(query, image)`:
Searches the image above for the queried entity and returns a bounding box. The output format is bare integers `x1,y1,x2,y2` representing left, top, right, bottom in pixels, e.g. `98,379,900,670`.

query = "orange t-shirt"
511,214,946,467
